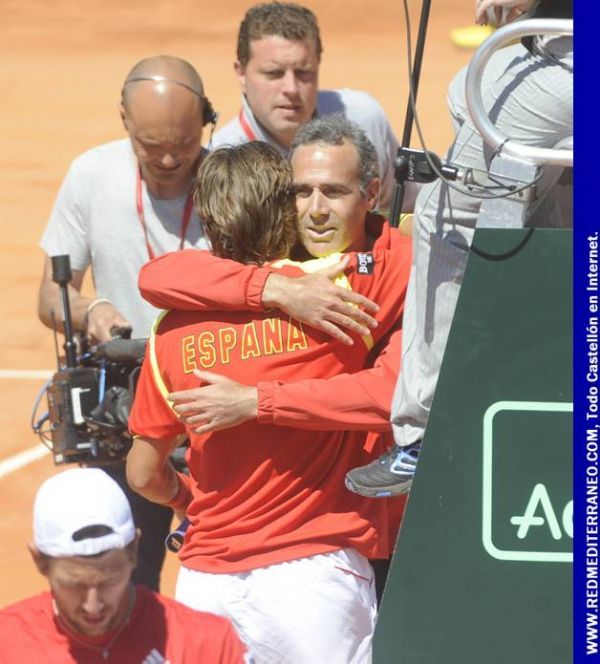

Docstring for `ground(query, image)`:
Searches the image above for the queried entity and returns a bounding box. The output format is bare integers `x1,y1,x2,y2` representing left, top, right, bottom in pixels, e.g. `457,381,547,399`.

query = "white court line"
0,369,52,379
0,444,50,479
0,369,53,478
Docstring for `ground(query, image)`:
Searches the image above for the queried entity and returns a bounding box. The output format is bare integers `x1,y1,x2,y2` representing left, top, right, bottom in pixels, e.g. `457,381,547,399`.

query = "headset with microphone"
121,75,219,126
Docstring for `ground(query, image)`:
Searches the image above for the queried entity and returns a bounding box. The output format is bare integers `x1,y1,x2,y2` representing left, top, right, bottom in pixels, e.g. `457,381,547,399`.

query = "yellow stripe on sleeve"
148,310,177,412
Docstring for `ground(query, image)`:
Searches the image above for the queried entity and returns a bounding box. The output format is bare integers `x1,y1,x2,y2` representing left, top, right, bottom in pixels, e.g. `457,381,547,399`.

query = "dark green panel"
375,229,572,664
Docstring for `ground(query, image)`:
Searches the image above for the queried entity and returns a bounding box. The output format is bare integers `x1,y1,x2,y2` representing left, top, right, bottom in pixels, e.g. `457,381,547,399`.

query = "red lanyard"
239,109,257,141
135,168,194,261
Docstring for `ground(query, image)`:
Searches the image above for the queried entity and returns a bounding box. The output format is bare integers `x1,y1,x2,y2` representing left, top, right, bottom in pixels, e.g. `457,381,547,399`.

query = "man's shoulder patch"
356,252,375,275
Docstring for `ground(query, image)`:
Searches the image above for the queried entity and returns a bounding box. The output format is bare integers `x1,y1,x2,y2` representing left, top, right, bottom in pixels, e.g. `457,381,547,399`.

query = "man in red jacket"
138,115,409,603
138,117,407,439
127,125,411,662
0,468,250,664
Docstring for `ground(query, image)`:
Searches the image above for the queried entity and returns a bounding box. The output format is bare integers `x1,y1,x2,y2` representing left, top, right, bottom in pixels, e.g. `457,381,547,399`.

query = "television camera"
32,255,147,464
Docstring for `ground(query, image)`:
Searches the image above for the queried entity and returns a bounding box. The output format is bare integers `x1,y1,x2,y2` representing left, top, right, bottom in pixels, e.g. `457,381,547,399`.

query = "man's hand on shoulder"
262,256,379,346
169,370,258,434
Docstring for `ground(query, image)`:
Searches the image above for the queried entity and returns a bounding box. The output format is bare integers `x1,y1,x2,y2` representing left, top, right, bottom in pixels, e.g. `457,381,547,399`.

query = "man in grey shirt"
211,1,416,215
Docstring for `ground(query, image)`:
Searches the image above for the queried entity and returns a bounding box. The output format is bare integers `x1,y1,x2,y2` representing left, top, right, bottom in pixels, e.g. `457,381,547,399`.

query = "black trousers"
370,556,392,607
100,463,173,591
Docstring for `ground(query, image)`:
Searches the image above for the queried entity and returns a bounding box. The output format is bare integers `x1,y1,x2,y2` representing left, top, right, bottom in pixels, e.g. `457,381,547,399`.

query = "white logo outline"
481,400,573,563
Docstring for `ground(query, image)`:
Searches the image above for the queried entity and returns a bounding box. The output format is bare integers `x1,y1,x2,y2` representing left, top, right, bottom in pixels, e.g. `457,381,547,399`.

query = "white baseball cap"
33,468,136,557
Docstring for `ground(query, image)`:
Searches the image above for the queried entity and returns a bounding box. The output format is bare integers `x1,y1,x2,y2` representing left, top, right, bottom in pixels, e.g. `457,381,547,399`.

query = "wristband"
165,472,192,511
85,298,112,327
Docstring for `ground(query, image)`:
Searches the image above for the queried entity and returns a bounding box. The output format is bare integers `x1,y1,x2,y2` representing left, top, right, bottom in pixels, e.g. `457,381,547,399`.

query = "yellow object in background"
450,24,495,49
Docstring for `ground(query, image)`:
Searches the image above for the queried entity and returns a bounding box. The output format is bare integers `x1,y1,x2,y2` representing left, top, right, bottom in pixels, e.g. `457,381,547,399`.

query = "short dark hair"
195,142,298,265
290,114,380,194
237,2,323,67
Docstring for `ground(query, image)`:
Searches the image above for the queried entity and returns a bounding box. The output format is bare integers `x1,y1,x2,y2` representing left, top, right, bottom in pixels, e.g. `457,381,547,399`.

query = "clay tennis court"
0,0,473,606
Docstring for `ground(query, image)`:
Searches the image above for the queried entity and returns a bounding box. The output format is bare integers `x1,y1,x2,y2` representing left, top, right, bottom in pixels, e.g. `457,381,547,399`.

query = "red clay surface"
0,0,474,606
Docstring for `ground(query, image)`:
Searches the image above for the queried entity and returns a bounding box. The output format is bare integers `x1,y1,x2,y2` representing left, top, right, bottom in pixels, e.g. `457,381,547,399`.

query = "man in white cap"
0,468,251,663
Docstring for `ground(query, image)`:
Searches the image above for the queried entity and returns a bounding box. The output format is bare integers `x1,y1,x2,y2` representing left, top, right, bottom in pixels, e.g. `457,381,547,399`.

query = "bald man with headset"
37,55,217,590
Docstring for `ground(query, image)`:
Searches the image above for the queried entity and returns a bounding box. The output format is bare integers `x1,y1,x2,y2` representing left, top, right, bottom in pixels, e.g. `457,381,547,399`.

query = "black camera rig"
32,255,147,465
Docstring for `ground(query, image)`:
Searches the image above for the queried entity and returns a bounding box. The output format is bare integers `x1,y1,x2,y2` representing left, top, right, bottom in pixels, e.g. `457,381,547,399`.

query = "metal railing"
465,18,573,167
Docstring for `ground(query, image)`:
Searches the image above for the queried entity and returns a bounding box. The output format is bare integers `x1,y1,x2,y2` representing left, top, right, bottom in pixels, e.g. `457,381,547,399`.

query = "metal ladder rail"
465,18,573,168
462,19,573,228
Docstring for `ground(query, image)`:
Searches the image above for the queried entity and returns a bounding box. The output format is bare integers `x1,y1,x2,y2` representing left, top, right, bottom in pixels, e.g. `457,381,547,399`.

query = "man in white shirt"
36,55,215,591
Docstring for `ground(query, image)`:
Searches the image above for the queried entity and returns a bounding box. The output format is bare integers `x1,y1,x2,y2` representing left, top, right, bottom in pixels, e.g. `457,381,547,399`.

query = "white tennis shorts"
175,547,377,664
